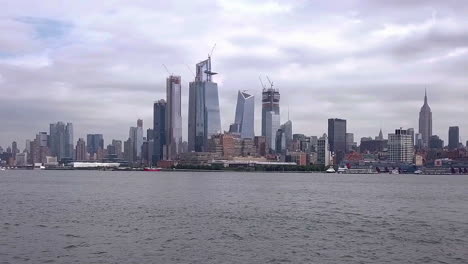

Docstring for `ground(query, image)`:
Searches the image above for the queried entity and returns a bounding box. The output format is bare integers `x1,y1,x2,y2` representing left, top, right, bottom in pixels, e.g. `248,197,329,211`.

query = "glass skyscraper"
328,118,347,164
232,90,255,139
188,56,221,152
153,99,166,164
261,87,280,137
165,76,182,160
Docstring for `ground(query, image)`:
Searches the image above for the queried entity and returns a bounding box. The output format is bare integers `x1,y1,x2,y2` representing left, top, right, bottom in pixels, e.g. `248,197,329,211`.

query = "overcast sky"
1,0,468,149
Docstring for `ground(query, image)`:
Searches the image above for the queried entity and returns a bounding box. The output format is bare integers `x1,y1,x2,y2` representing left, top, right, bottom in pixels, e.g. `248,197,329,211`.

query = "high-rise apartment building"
328,118,347,164
448,126,460,150
75,138,86,161
188,56,221,152
232,90,255,139
165,75,182,160
153,99,166,164
419,90,432,148
317,134,331,166
388,128,414,164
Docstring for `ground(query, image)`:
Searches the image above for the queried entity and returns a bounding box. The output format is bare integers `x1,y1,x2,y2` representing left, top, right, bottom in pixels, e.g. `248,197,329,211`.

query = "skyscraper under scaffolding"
261,79,280,152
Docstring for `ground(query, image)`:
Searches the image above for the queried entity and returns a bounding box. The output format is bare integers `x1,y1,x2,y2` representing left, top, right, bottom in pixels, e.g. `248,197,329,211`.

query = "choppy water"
1,170,467,264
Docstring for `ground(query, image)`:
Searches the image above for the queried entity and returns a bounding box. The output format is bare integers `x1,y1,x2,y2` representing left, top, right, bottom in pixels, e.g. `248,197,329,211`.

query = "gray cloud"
1,0,468,149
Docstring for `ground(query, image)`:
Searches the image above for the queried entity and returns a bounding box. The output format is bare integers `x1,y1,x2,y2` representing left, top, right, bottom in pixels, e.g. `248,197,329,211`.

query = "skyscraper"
388,128,414,164
112,140,123,159
86,134,104,156
129,120,143,161
188,56,221,152
281,120,292,149
49,122,73,160
261,85,280,138
165,75,182,160
232,90,255,139
448,126,460,150
153,99,166,164
265,111,280,152
419,90,432,148
328,118,347,164
317,133,331,166
75,138,86,161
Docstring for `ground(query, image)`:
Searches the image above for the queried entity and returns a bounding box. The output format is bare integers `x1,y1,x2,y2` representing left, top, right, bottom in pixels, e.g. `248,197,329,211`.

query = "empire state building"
418,90,432,148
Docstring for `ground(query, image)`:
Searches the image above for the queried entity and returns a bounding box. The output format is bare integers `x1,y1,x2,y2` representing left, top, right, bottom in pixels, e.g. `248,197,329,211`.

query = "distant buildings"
188,56,221,152
231,90,255,139
328,118,347,164
429,135,444,149
448,126,460,150
388,128,414,164
419,90,432,148
165,75,183,160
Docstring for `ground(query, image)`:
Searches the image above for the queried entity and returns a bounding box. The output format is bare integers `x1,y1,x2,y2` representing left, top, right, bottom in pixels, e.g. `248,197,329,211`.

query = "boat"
326,166,336,173
390,169,399,175
0,167,5,171
144,167,162,172
414,170,423,174
337,167,347,173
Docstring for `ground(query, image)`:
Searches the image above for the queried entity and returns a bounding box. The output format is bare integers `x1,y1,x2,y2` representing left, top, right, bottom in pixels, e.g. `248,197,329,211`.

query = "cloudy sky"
1,0,468,149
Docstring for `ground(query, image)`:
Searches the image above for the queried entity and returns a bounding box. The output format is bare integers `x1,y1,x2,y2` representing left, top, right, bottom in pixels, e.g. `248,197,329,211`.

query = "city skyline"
2,1,468,147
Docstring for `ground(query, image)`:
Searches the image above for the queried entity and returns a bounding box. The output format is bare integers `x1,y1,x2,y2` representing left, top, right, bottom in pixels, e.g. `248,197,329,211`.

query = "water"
1,170,467,264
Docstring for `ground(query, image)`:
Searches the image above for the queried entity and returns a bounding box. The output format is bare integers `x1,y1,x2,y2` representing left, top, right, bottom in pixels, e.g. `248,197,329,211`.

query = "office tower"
25,140,31,153
419,90,432,148
328,118,347,164
75,138,86,161
165,75,183,160
265,111,280,152
65,123,74,159
281,120,293,150
317,133,331,166
112,140,123,159
232,90,255,139
15,152,27,166
129,120,143,160
188,56,221,152
11,141,18,157
388,128,414,164
415,133,423,149
86,134,104,156
275,128,286,154
261,85,280,137
124,138,134,163
407,128,415,147
345,133,354,153
146,129,154,141
0,146,3,154
153,99,167,164
448,126,460,150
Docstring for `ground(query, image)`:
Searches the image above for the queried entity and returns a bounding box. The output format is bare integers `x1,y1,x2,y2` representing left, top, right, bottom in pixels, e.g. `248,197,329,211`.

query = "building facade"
265,111,280,153
261,87,280,138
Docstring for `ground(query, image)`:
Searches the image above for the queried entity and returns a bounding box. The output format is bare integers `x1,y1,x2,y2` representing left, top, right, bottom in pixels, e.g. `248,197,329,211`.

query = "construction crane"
162,64,172,76
185,63,196,78
266,76,274,89
209,43,217,58
258,75,267,90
